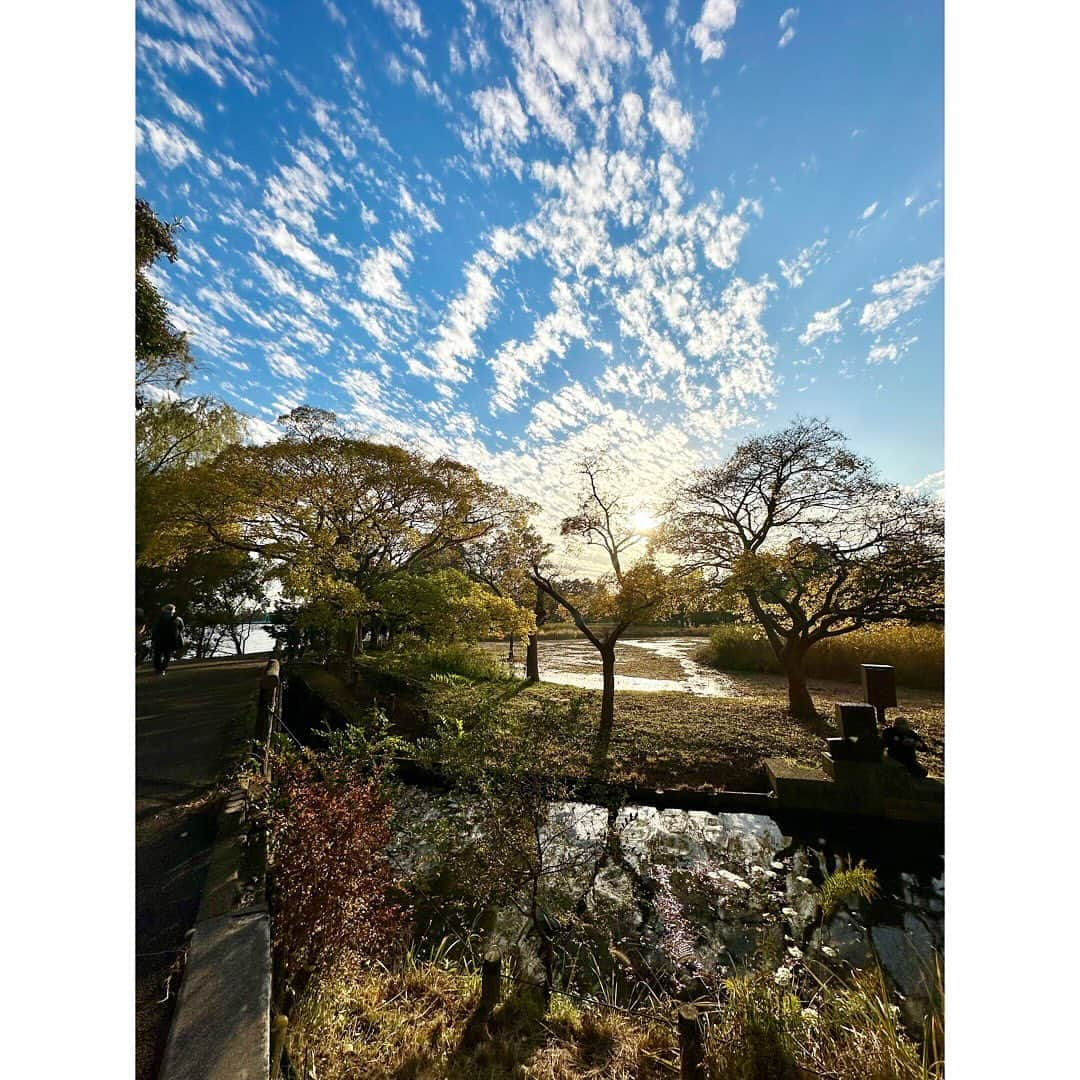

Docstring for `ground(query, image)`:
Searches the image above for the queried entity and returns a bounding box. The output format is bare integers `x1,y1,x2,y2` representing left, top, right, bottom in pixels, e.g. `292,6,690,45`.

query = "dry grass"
285,954,679,1079
698,624,944,690
285,955,941,1080
425,675,943,791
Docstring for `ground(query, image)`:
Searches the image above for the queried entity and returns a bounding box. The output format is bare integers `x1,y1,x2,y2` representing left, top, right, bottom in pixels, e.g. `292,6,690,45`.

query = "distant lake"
202,623,278,658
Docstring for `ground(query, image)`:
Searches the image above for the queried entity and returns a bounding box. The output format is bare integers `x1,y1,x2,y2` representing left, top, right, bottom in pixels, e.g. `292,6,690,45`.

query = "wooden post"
259,659,281,776
269,1014,288,1080
677,1004,705,1080
481,949,502,1011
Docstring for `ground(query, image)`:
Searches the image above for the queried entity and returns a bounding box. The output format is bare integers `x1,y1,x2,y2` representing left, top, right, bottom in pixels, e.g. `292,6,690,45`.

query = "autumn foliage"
269,753,408,993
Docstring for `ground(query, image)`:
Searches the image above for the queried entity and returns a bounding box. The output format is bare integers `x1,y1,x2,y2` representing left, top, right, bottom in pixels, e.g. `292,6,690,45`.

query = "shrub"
357,638,511,688
268,752,409,1000
697,623,944,689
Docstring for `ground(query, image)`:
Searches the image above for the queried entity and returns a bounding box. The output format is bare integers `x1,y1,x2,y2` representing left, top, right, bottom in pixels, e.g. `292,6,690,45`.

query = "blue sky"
136,0,944,543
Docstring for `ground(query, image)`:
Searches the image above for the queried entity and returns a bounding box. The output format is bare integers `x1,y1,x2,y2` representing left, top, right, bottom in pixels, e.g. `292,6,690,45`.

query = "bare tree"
531,457,680,749
666,418,943,717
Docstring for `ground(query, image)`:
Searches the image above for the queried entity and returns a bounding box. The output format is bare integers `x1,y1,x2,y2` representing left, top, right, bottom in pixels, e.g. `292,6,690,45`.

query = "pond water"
392,787,943,1021
481,636,745,696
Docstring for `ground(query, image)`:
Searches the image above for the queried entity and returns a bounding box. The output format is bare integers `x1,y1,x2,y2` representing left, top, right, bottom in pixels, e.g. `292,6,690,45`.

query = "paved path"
136,655,268,1080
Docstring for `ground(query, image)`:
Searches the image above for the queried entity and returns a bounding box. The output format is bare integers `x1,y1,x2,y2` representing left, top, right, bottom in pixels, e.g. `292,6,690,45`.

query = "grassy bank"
697,624,944,690
286,952,940,1080
299,643,943,789
423,676,943,789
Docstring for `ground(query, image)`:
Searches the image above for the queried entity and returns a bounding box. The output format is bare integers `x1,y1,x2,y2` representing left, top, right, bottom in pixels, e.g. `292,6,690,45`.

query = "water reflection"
482,637,744,696
392,788,943,1015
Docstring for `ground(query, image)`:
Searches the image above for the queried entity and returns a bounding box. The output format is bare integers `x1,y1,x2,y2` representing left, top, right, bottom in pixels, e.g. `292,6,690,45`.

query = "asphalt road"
135,655,267,1080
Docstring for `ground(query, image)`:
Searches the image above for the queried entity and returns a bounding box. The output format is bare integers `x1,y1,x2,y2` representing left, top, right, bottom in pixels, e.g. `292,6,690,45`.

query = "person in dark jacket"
151,604,185,675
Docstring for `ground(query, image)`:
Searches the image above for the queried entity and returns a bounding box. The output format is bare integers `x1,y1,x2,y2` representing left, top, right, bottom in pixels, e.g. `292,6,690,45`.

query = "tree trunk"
782,644,815,718
526,584,546,681
507,634,515,663
526,633,539,681
599,643,616,734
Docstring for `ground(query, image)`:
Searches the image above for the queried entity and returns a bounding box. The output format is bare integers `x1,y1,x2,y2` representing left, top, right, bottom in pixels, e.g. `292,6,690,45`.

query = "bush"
358,638,512,687
697,623,944,689
268,752,409,999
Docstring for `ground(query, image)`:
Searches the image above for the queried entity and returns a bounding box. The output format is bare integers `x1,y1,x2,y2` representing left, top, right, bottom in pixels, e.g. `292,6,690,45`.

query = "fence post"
259,659,281,776
481,949,502,1011
677,1003,705,1080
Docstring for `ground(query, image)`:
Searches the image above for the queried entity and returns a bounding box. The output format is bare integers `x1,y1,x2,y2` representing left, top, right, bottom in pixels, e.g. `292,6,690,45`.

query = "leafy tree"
456,513,554,674
530,457,689,747
136,396,245,478
142,408,527,657
137,547,268,658
665,418,944,717
370,568,533,643
135,199,192,400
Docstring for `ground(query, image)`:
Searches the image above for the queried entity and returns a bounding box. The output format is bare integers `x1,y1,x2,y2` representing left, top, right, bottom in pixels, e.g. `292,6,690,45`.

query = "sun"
631,510,658,534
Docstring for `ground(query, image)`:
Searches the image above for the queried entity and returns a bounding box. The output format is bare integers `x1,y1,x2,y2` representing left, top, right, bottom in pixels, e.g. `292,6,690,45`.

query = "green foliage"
372,569,534,642
819,863,880,919
135,199,192,395
318,707,413,771
361,639,512,688
697,623,944,689
136,396,244,479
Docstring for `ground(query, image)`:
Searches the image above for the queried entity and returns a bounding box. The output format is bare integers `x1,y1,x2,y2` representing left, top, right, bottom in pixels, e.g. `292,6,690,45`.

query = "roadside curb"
158,666,277,1080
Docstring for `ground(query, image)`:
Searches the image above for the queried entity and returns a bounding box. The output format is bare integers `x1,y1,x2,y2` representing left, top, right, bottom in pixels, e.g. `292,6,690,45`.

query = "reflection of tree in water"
399,789,943,1010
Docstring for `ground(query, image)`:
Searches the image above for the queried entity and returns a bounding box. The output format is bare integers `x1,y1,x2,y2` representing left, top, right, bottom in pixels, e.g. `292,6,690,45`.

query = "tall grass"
696,623,944,689
285,952,941,1080
707,965,941,1080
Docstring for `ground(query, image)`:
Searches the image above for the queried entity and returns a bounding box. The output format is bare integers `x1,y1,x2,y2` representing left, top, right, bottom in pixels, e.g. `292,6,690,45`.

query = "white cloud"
137,117,202,169
322,1,346,27
358,239,414,310
778,237,828,288
778,7,799,48
266,348,309,381
859,258,944,332
799,299,851,345
917,199,941,217
908,470,945,502
465,83,530,174
487,0,651,148
256,220,336,280
489,280,589,412
649,90,694,153
372,0,426,38
861,200,879,220
689,0,738,62
397,182,441,232
138,0,271,95
617,91,644,144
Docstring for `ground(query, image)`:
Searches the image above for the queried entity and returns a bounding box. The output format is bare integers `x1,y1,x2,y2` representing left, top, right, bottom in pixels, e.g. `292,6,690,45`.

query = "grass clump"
819,863,880,919
697,623,944,689
706,966,940,1080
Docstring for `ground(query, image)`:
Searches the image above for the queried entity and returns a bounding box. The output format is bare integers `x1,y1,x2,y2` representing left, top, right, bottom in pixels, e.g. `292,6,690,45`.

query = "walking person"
151,604,185,676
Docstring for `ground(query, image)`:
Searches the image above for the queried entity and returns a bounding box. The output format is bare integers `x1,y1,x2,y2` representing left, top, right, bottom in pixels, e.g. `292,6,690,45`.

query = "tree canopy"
141,409,530,630
136,198,191,399
665,417,944,715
